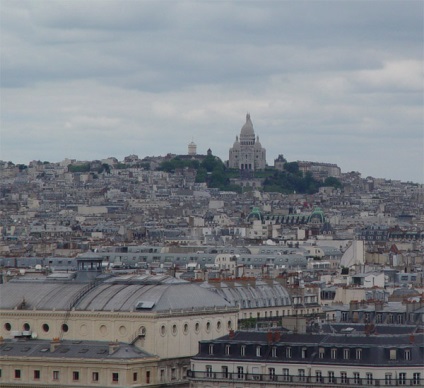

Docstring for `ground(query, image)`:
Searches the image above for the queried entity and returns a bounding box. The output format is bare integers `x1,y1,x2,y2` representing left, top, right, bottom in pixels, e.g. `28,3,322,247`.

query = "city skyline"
1,1,423,183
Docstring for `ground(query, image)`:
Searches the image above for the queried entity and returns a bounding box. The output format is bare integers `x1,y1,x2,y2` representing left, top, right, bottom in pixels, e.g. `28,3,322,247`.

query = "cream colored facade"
0,308,237,360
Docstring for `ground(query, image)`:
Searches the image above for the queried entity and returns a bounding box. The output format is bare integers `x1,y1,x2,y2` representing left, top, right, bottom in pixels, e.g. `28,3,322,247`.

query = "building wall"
0,309,238,360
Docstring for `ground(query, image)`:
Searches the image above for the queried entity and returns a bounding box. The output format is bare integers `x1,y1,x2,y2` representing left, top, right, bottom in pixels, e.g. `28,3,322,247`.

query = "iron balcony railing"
187,370,422,386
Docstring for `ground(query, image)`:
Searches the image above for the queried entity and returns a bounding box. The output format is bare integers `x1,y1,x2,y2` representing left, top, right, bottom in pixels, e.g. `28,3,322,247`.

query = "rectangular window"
353,372,360,384
390,349,397,360
160,370,165,382
225,345,230,355
269,368,276,380
413,373,421,385
298,369,305,382
328,371,335,383
282,368,289,381
319,347,325,359
171,368,176,380
356,348,362,360
112,373,119,383
92,372,99,382
146,370,150,384
222,366,228,378
376,314,382,323
405,349,411,360
34,370,41,380
343,348,349,359
133,372,137,382
237,367,244,379
366,373,373,385
53,371,59,380
399,372,406,385
271,346,277,357
240,345,246,356
14,370,21,379
316,371,323,383
209,344,214,355
341,372,347,383
256,346,261,357
301,347,307,358
73,371,79,381
206,366,212,378
286,347,292,358
385,373,392,385
331,348,337,359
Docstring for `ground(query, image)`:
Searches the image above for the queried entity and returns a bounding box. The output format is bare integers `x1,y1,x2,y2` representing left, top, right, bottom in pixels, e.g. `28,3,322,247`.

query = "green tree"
284,161,301,175
324,176,342,189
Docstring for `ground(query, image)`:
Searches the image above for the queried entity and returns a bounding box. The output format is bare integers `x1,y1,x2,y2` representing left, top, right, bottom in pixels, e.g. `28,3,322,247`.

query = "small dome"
240,113,255,137
254,136,262,148
233,136,241,149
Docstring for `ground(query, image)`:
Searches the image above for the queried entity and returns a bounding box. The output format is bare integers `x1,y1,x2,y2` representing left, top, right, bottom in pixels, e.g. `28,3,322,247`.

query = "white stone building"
228,114,266,171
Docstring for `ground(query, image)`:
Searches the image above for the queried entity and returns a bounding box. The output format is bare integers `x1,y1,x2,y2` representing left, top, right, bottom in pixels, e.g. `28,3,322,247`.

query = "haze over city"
1,0,423,183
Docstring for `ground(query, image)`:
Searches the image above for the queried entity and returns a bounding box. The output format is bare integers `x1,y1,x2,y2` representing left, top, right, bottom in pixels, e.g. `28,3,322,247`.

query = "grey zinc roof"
75,281,231,312
0,281,87,310
200,280,291,308
0,275,231,312
0,339,154,360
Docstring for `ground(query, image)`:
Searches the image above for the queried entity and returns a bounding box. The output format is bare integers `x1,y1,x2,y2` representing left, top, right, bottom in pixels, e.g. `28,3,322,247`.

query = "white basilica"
228,113,266,171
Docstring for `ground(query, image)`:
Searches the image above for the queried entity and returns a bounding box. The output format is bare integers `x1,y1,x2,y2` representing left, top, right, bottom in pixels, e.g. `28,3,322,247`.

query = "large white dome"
240,113,255,137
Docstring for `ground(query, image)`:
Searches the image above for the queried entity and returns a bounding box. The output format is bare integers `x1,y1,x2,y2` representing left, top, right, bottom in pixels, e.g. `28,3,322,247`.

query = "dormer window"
286,347,292,358
343,349,349,360
241,345,246,356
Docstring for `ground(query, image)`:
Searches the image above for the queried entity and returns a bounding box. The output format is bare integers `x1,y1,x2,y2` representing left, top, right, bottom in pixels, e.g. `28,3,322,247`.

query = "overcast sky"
1,0,423,182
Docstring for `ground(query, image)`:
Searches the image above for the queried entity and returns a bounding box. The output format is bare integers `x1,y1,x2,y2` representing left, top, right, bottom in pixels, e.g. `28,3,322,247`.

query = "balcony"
187,371,421,387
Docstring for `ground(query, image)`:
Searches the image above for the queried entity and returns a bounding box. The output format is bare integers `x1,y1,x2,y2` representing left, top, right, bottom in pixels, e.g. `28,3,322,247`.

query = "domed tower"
188,140,197,156
228,113,266,171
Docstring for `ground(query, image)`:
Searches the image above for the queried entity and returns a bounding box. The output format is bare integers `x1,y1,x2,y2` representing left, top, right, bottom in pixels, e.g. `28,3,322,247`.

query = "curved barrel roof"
0,275,231,312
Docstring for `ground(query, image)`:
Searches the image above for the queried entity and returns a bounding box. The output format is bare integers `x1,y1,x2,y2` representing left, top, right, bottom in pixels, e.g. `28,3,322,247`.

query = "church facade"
228,114,266,171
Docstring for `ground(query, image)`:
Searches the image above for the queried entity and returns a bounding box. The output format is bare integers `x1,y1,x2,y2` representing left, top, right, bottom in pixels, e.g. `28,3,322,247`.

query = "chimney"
50,338,61,352
109,341,120,355
266,331,273,344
